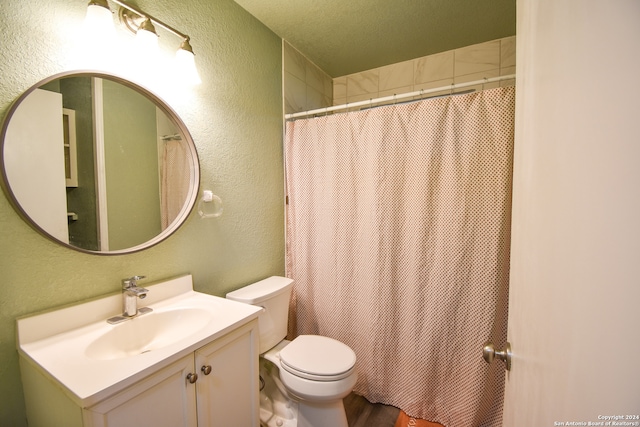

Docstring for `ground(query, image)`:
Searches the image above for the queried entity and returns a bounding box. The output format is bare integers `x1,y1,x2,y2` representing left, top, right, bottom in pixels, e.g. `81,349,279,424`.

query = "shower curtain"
285,86,514,427
161,138,190,229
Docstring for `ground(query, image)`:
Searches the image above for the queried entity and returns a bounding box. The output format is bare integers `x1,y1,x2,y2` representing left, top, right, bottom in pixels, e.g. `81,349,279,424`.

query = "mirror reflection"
1,73,199,254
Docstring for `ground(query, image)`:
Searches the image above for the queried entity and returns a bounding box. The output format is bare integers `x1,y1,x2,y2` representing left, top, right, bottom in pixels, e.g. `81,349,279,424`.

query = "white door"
503,0,640,424
4,88,69,243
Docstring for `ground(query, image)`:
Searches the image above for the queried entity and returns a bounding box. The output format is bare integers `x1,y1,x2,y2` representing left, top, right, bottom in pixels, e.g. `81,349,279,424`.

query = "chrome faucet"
122,275,149,317
107,276,153,324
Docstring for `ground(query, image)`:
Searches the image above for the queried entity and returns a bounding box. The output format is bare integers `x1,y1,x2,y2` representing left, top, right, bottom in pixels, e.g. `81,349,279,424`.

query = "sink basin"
16,274,262,406
85,308,212,360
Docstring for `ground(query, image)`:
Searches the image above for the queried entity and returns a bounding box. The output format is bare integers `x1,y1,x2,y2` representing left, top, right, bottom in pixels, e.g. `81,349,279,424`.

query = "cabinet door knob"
201,365,212,375
186,372,198,384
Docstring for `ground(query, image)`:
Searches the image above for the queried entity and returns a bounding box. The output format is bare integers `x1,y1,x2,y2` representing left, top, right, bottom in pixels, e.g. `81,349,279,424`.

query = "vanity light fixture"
134,18,159,52
84,0,201,85
84,0,116,38
175,38,202,85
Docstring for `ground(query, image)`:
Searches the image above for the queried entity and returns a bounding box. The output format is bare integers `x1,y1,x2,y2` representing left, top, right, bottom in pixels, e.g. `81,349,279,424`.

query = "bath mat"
394,410,445,427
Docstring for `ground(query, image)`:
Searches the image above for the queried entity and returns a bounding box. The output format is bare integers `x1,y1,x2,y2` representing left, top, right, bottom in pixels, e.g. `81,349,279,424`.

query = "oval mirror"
0,71,200,254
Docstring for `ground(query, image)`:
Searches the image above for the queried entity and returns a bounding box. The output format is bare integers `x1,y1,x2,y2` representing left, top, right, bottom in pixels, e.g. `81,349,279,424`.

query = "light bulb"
175,42,202,85
84,0,115,41
135,19,159,53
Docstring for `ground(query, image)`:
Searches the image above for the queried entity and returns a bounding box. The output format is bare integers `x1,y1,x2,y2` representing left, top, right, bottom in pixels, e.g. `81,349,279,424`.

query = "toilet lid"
279,335,356,381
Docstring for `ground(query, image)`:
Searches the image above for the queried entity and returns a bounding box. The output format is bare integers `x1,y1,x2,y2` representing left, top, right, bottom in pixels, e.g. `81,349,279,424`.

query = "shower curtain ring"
482,77,488,91
450,83,455,95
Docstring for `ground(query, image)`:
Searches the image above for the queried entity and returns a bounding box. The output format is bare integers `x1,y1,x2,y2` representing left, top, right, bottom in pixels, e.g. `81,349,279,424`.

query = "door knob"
186,372,198,384
482,341,512,371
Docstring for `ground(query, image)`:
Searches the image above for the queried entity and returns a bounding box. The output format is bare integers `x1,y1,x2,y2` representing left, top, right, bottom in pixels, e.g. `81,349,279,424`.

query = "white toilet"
227,276,357,427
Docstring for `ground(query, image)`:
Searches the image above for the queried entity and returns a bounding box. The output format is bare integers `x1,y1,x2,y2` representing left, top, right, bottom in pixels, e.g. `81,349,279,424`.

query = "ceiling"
232,0,516,78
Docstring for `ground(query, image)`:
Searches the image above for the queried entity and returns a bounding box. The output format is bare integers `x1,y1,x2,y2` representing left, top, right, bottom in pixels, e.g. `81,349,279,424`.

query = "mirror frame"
0,71,201,255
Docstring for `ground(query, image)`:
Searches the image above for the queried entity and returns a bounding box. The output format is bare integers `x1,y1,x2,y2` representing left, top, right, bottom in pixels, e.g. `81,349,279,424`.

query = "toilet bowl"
227,276,357,427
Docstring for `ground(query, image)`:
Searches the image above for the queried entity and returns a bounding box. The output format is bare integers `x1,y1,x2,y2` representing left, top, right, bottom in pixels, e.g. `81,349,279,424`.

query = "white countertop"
16,274,261,407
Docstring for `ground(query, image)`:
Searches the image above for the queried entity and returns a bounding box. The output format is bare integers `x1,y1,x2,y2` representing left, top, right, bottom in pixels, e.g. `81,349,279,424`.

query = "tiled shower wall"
333,36,516,105
284,41,333,114
283,36,516,114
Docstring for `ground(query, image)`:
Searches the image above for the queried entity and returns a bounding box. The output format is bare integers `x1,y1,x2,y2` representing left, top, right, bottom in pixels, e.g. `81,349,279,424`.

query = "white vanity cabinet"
84,320,259,427
17,276,262,427
84,353,198,427
194,320,260,426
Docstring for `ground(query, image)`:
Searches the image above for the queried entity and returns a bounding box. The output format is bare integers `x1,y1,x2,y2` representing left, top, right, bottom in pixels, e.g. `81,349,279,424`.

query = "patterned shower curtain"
285,86,515,427
160,138,190,230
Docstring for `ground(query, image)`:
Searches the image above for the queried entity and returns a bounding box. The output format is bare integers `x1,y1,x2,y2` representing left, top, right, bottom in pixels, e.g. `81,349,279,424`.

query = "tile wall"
283,36,516,115
284,41,333,114
333,36,516,106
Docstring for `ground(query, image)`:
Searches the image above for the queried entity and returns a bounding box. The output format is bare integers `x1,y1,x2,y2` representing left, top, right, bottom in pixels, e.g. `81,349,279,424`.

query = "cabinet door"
195,319,260,427
84,355,198,427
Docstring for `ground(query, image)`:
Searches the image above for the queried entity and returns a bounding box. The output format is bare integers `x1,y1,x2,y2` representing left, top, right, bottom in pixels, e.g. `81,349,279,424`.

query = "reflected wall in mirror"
0,72,200,254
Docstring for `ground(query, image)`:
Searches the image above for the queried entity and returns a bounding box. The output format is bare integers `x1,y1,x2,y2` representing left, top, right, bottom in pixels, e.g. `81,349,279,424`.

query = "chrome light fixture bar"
84,0,201,84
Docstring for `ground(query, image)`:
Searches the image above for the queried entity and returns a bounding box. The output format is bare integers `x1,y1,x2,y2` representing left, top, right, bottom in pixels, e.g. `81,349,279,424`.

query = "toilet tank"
226,276,294,354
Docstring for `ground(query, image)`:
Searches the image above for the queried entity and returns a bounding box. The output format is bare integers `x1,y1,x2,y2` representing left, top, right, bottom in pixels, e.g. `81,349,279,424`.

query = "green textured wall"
103,79,161,250
0,0,284,425
62,77,99,251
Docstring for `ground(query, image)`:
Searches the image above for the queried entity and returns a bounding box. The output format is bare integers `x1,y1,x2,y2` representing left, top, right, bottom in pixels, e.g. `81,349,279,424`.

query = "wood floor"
343,392,400,427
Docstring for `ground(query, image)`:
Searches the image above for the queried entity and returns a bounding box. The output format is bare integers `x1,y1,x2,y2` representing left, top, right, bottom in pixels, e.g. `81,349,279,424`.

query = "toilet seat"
279,335,356,381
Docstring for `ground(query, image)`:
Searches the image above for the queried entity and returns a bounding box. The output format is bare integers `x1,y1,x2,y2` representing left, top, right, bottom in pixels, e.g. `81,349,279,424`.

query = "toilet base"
297,399,349,427
259,357,298,427
259,356,351,427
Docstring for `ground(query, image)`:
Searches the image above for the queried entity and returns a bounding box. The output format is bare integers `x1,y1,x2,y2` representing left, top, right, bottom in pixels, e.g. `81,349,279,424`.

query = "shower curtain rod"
285,74,516,120
162,134,182,141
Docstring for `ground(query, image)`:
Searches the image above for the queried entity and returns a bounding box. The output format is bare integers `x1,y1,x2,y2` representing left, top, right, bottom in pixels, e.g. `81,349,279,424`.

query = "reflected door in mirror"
4,88,69,243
